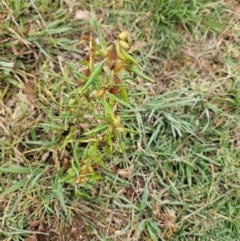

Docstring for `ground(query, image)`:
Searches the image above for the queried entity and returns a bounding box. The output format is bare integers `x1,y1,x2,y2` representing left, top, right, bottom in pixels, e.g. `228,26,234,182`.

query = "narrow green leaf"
58,168,75,183
149,220,161,236
107,93,135,111
83,124,108,136
113,199,140,210
0,165,32,174
122,51,141,69
5,77,23,88
128,66,155,83
121,128,139,134
120,87,129,101
55,182,67,215
47,19,64,29
105,132,113,152
147,222,158,241
0,61,14,67
92,19,103,47
193,152,222,166
140,187,149,211
0,179,26,198
138,220,147,234
186,165,192,187
43,27,71,35
78,59,105,94
103,100,115,122
74,187,90,198
29,170,45,189
68,63,88,81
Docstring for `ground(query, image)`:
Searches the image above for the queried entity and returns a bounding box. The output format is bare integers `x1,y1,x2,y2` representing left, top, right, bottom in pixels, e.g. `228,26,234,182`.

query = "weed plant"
0,0,240,241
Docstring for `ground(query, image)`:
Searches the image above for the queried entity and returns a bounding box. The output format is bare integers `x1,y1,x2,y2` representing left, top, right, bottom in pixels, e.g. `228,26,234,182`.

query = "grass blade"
128,66,155,83
78,59,105,94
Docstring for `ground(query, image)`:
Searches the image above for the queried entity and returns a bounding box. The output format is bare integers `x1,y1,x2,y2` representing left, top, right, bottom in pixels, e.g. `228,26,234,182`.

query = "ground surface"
1,0,240,240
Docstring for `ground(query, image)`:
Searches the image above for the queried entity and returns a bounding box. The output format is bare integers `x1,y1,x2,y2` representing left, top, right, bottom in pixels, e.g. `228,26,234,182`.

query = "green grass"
1,0,240,240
